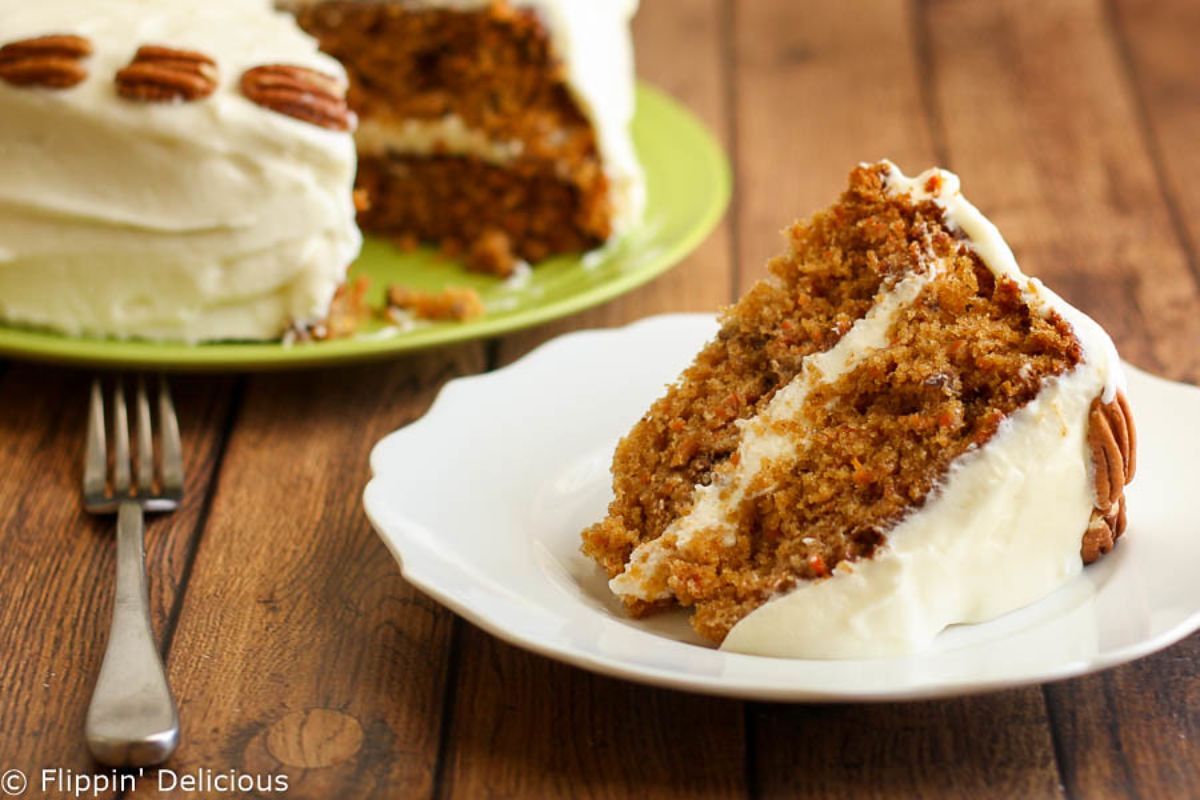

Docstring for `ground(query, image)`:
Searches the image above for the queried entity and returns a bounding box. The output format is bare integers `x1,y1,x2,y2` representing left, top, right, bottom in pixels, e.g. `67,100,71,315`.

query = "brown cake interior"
295,1,613,270
581,164,1084,643
582,165,945,578
354,154,607,266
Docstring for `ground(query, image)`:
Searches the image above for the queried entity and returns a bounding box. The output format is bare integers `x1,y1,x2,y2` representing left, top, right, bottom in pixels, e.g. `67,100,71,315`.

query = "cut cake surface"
290,0,643,274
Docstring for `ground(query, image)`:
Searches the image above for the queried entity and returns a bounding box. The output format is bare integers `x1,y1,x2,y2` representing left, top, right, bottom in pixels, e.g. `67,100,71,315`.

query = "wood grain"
751,692,1063,799
1043,641,1200,800
1111,0,1200,289
439,3,747,798
440,632,746,800
130,349,482,799
0,365,234,793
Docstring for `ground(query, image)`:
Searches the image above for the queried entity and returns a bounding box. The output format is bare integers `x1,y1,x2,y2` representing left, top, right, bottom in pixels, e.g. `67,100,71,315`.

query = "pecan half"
115,45,218,102
1082,391,1136,563
0,34,91,89
1082,497,1126,564
241,64,354,131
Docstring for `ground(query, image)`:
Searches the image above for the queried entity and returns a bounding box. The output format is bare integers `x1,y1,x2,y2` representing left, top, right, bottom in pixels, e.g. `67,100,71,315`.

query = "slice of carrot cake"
581,161,1135,659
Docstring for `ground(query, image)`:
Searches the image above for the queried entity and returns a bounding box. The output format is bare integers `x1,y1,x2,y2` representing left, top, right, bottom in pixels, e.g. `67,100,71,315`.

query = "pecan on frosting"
115,45,218,102
0,34,92,89
1081,391,1136,564
240,64,354,131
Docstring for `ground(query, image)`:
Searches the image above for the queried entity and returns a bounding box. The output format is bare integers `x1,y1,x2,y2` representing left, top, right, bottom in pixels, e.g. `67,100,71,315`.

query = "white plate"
363,313,1200,701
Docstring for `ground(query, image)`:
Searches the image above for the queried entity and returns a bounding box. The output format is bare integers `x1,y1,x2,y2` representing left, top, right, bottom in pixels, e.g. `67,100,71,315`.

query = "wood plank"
132,348,483,799
1111,0,1200,287
495,0,735,364
922,0,1200,796
751,692,1062,799
1043,640,1200,800
0,365,234,793
441,632,746,799
441,3,748,798
732,0,938,285
738,1,1066,796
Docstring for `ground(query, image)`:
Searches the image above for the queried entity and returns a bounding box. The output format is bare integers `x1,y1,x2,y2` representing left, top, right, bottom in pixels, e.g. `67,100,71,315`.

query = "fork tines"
84,377,183,513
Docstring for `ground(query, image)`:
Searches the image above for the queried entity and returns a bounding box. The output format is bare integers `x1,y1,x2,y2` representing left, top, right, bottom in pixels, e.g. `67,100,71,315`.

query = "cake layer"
585,161,1130,658
0,0,361,342
356,153,606,266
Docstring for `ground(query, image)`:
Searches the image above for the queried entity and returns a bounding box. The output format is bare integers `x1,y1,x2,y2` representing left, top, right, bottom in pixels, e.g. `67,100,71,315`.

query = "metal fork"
83,376,182,767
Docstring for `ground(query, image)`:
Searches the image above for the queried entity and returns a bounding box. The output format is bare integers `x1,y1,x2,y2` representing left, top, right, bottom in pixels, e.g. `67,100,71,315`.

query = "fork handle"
86,501,179,767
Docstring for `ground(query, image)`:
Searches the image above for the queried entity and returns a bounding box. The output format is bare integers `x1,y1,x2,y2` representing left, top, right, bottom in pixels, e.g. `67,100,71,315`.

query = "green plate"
0,83,729,371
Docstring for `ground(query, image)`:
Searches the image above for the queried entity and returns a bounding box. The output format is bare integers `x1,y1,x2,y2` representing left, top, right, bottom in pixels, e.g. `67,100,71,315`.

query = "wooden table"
2,1,1198,797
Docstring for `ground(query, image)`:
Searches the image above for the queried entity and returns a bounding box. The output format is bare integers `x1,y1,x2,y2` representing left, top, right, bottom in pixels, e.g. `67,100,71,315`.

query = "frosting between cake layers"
279,0,646,235
354,116,526,166
612,162,1126,658
0,0,362,342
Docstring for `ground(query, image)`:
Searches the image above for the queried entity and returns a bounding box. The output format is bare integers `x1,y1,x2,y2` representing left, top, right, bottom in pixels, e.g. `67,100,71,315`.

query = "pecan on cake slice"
240,64,354,131
1081,390,1137,563
115,45,218,102
0,34,91,89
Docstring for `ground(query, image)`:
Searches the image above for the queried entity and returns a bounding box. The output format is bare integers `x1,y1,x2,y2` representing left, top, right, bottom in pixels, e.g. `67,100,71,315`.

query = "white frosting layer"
355,115,525,165
281,0,645,235
0,0,362,342
612,161,1125,659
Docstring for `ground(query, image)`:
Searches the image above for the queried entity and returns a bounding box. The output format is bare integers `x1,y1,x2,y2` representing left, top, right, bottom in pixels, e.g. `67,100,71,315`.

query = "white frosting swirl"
0,0,361,341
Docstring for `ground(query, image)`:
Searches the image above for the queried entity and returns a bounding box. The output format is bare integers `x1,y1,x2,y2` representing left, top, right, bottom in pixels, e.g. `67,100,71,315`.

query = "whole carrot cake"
0,0,361,342
283,0,644,275
582,161,1135,659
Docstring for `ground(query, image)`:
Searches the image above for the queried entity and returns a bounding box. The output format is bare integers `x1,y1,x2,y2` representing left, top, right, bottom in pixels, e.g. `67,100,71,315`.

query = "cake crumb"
386,284,485,322
391,233,420,253
325,276,372,338
466,228,518,277
284,274,370,343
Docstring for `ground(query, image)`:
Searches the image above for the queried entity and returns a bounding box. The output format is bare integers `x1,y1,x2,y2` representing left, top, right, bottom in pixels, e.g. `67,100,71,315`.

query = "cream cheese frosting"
353,115,526,166
278,0,645,235
611,161,1126,659
0,0,361,342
